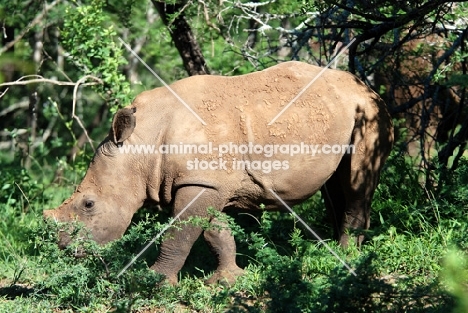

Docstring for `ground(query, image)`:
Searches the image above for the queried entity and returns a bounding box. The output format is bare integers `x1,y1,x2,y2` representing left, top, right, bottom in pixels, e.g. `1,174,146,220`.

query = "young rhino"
44,61,393,285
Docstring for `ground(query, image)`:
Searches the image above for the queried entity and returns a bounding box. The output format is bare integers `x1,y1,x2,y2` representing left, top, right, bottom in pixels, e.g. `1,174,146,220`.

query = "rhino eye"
84,200,95,209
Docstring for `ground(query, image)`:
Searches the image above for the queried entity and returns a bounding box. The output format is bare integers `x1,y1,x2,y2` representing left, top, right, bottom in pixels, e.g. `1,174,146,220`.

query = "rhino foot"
150,265,179,286
205,266,245,286
161,274,178,286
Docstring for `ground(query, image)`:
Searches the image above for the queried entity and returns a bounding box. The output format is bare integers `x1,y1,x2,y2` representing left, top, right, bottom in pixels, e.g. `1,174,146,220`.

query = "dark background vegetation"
0,0,467,312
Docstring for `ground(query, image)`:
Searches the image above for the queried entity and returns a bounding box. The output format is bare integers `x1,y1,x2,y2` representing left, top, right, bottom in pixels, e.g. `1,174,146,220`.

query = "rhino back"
127,61,384,207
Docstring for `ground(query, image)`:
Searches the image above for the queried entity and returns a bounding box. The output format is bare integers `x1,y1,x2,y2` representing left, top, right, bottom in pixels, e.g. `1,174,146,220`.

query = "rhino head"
43,107,147,248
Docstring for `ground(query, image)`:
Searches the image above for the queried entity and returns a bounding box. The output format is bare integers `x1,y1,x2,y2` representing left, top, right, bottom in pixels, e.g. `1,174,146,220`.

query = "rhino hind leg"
321,172,346,243
322,153,376,247
324,117,391,247
203,217,244,285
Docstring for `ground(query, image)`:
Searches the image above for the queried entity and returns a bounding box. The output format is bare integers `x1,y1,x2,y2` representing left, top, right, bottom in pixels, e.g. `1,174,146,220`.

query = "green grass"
0,153,467,312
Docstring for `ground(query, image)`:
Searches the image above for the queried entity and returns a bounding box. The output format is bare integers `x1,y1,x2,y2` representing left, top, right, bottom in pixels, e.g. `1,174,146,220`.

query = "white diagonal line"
269,189,357,276
118,37,207,125
268,38,356,125
117,188,207,277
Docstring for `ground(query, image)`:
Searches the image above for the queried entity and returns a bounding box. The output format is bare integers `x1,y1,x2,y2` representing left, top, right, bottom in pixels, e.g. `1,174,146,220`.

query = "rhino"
43,61,393,284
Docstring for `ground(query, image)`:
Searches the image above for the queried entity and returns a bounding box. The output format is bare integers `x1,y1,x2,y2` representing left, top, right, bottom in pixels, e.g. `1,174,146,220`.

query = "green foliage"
441,249,468,313
61,0,133,110
444,74,468,88
0,159,48,271
1,156,468,311
2,155,466,312
30,216,165,311
438,157,468,204
1,164,43,209
372,151,468,248
0,55,34,84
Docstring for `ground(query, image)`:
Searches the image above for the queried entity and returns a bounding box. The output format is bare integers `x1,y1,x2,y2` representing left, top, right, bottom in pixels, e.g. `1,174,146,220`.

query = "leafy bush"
31,216,165,311
1,155,468,312
61,0,133,110
441,249,468,313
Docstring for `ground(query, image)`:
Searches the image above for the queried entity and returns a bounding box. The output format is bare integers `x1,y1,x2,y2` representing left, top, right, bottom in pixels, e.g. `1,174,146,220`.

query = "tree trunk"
152,1,209,76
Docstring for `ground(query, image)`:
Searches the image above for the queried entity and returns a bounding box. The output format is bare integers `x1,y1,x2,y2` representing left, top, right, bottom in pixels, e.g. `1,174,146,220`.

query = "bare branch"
0,75,102,88
198,0,221,32
71,75,102,152
1,74,103,153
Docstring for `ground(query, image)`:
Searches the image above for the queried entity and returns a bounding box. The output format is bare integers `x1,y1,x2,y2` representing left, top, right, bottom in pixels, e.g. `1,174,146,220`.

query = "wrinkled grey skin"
44,61,393,285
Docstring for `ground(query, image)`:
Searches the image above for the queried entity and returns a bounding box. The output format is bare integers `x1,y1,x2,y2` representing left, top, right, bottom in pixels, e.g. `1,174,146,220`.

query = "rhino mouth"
72,249,87,258
57,231,71,249
57,232,87,258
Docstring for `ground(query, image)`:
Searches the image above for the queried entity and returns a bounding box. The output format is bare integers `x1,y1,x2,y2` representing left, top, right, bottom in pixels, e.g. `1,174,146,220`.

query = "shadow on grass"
226,252,454,313
0,284,34,300
321,253,453,313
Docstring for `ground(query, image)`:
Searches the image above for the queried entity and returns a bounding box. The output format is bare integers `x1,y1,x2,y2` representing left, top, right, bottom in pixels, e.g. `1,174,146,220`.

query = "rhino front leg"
150,186,219,284
204,217,244,285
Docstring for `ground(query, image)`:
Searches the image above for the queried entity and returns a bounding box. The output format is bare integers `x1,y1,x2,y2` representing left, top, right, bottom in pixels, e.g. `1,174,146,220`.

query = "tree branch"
0,0,62,55
1,74,103,153
152,1,210,76
0,75,102,99
330,0,453,73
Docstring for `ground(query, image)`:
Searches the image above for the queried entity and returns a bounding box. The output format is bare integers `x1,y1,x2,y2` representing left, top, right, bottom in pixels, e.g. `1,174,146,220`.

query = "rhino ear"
112,107,136,144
